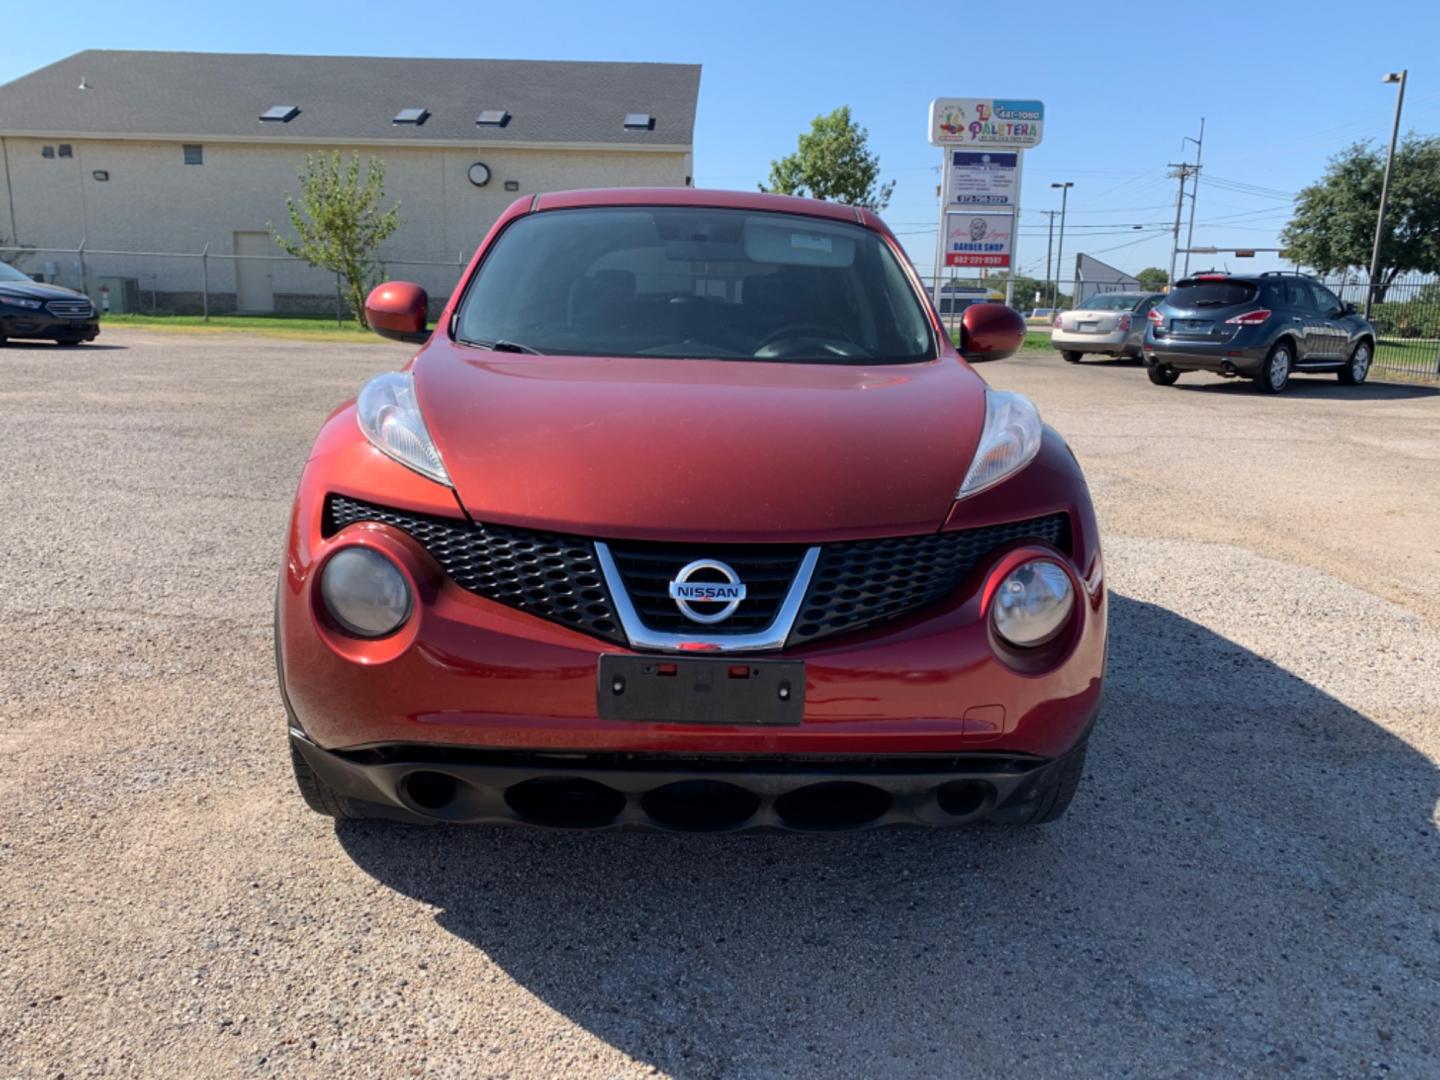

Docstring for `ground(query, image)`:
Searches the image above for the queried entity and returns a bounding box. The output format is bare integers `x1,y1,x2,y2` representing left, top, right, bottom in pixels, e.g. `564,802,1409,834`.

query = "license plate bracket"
597,655,804,726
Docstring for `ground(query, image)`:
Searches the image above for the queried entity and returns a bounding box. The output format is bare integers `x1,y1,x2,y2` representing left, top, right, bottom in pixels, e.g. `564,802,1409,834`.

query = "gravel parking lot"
3,330,1438,1078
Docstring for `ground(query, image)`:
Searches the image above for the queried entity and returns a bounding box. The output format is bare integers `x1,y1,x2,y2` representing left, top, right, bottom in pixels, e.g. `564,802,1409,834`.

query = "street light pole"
1043,209,1057,311
1366,70,1407,318
1051,182,1073,308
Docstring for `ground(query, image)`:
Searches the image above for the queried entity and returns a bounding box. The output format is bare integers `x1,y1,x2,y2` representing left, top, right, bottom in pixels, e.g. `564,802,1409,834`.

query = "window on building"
58,144,73,158
183,144,204,165
42,145,55,158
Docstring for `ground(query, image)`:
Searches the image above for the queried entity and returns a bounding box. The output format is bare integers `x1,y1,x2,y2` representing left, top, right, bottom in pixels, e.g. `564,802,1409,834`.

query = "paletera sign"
929,99,1045,149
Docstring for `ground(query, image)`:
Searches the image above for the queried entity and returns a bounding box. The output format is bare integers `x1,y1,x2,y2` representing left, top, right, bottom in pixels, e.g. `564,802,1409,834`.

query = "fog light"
320,547,412,638
992,560,1074,647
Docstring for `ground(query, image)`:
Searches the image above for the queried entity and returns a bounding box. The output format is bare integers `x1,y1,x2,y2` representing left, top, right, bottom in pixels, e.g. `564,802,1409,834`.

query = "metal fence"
926,271,1440,380
6,244,1437,380
1320,274,1440,379
0,242,468,322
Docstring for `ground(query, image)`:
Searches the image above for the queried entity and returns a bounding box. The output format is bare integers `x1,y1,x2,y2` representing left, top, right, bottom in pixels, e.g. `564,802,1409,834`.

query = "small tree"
762,106,895,211
1136,267,1169,291
271,152,400,326
1281,136,1440,301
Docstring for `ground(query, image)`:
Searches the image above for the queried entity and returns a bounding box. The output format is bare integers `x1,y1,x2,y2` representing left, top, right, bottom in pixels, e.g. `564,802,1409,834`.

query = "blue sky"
6,0,1439,283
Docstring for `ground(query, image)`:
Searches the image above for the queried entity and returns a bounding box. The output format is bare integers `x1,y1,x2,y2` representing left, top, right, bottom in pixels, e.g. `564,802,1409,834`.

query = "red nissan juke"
277,188,1106,831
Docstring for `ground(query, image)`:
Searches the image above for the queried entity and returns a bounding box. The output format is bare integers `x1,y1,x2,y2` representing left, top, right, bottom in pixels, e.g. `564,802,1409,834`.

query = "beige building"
0,51,700,313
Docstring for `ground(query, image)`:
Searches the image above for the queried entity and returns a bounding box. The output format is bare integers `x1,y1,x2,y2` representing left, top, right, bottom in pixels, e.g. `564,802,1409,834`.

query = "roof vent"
77,77,91,91
393,107,429,126
260,105,300,123
475,110,510,127
623,113,654,131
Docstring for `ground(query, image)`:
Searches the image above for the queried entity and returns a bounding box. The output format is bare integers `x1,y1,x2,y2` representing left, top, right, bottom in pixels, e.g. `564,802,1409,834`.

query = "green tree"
1281,136,1440,300
271,152,401,326
762,106,895,211
1136,266,1169,291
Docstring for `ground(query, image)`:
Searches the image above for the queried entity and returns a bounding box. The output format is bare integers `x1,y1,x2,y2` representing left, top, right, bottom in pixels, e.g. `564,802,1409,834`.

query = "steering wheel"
753,323,866,359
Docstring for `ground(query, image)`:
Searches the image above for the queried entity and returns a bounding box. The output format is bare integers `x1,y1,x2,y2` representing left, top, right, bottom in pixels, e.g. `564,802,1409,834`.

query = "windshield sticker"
790,234,833,254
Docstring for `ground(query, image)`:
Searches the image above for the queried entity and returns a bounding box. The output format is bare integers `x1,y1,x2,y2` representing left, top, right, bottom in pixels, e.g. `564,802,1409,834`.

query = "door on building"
233,231,275,313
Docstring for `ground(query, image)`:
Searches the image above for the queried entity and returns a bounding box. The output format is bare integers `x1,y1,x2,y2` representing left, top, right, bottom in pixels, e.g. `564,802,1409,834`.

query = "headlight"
2,296,43,310
356,371,450,485
957,390,1043,498
992,559,1074,648
320,547,413,638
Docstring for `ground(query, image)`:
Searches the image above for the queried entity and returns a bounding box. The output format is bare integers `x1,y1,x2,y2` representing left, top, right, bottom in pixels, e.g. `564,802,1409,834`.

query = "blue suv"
1144,272,1376,394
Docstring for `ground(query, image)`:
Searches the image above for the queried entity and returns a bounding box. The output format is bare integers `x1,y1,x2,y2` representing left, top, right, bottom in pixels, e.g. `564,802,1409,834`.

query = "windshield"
454,206,934,364
0,262,34,283
1167,280,1257,308
1077,293,1145,311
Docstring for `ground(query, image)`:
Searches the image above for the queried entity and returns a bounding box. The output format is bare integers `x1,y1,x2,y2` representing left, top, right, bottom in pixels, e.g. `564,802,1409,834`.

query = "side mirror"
1343,301,1358,316
958,302,1026,362
365,281,429,343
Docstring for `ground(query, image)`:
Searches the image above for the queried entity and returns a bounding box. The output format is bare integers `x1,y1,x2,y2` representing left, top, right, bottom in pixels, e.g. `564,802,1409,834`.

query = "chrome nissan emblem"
668,559,747,624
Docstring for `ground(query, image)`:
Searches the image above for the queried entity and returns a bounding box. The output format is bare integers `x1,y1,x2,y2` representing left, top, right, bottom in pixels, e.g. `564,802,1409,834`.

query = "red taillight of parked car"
1116,315,1131,332
1224,309,1272,325
1052,313,1062,328
1147,308,1164,328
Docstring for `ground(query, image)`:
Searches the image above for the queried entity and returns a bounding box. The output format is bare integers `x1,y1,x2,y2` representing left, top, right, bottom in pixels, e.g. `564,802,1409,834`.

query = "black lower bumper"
1145,341,1264,375
0,314,100,341
291,734,1078,831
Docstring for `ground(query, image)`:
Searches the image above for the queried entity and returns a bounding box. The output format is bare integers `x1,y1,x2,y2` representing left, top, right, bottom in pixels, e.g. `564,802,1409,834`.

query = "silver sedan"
1052,292,1163,363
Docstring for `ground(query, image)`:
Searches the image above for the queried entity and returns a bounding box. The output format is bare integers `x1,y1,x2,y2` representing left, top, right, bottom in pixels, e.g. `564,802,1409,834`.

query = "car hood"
0,280,88,302
413,340,987,543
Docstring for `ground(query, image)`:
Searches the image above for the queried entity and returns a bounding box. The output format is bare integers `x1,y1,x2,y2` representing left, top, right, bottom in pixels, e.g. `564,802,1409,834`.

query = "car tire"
1147,364,1180,386
1338,340,1372,386
1257,341,1293,394
1061,351,1083,364
1028,738,1089,824
289,739,373,819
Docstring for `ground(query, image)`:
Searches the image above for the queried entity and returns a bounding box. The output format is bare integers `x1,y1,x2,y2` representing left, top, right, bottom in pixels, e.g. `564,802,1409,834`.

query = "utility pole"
1367,70,1407,318
1181,118,1205,277
1041,209,1059,309
1167,163,1195,287
1051,182,1073,308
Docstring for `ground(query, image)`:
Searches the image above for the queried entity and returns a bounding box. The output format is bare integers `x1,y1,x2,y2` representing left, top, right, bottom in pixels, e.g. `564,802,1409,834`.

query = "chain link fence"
0,242,467,322
5,245,1436,380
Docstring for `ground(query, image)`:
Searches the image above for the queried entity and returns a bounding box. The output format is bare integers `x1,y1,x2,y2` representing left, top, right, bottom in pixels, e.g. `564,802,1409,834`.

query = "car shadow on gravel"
1178,377,1440,399
0,341,127,351
335,594,1440,1077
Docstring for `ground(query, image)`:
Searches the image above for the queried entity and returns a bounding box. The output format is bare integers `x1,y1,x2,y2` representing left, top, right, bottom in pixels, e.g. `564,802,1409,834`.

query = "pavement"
2,330,1438,1078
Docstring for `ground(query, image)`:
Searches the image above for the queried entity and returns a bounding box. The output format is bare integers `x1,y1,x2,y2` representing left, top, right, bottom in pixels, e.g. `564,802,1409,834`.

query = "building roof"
0,50,700,149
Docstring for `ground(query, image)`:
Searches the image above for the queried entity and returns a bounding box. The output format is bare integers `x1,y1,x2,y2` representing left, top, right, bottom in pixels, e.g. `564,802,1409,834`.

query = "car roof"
1177,271,1313,285
533,187,879,228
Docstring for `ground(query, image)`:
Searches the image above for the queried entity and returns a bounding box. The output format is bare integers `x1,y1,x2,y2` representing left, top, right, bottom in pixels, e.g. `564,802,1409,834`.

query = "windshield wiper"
468,338,542,354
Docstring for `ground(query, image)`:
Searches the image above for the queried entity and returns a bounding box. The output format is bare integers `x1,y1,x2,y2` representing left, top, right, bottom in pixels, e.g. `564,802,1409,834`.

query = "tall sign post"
928,98,1044,310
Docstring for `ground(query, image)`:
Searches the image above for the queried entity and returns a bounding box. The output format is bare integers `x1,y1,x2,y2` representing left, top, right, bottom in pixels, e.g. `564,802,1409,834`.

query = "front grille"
605,542,809,633
325,495,624,644
45,299,94,318
787,513,1070,645
326,495,1068,651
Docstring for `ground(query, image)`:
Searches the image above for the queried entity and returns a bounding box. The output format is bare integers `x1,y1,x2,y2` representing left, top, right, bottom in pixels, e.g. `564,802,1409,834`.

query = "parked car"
0,261,99,345
277,189,1106,832
1143,272,1376,393
1051,292,1163,362
1029,307,1058,321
